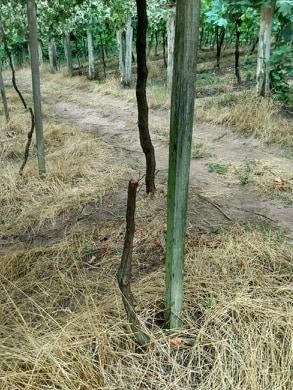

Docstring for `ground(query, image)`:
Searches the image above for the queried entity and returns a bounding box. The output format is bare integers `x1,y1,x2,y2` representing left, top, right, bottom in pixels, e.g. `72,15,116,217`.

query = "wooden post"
124,18,133,86
87,30,96,80
167,7,175,89
256,0,276,96
165,0,200,329
99,31,107,78
48,38,58,73
38,40,43,66
0,66,9,122
64,33,73,76
117,19,133,86
27,0,46,177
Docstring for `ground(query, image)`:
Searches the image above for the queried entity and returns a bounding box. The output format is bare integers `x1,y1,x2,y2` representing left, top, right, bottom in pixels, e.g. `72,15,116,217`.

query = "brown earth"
40,76,293,238
3,71,292,251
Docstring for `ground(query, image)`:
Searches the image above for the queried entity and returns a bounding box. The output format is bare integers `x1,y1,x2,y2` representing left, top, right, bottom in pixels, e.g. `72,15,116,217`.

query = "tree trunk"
200,26,204,49
0,66,9,122
27,0,46,177
83,38,87,64
117,19,133,86
250,37,259,55
256,1,276,97
38,40,43,66
165,0,200,329
124,19,133,86
216,26,225,69
135,0,156,194
155,30,159,56
235,20,241,84
99,31,107,78
207,30,212,46
64,32,73,76
117,29,125,80
212,28,217,49
148,31,154,57
48,38,57,73
87,30,96,80
17,43,27,68
163,32,167,68
22,43,27,66
167,10,175,89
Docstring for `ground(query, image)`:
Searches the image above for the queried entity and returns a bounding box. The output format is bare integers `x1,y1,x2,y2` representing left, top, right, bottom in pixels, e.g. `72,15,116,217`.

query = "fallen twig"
232,206,276,222
198,194,232,221
213,132,228,142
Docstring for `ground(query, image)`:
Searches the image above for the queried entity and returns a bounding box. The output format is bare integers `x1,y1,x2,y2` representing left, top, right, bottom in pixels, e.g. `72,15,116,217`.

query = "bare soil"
4,72,292,251
40,77,292,239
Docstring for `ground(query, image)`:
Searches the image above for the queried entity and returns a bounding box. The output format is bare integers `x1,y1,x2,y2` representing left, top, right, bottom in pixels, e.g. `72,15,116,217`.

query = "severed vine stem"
117,180,150,347
19,107,35,174
0,21,35,174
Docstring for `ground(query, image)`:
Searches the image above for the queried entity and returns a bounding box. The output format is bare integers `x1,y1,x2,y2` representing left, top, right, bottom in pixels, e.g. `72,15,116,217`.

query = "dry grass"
196,92,293,147
36,63,293,149
93,76,134,102
207,159,293,204
236,161,293,205
148,83,170,109
0,89,131,238
0,212,292,389
1,68,292,390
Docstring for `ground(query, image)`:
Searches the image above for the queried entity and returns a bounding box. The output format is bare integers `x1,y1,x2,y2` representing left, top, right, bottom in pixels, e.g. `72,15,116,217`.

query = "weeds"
197,92,293,147
191,141,211,159
35,64,293,148
235,159,257,185
0,90,131,238
208,162,229,175
206,158,293,204
231,160,293,203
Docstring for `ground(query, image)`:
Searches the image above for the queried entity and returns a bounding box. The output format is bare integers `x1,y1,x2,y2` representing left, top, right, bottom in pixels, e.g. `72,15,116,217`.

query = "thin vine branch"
0,20,35,174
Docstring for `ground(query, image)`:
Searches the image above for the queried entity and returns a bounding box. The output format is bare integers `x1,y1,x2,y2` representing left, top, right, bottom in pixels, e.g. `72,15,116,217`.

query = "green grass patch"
235,160,258,186
191,141,211,159
208,162,229,175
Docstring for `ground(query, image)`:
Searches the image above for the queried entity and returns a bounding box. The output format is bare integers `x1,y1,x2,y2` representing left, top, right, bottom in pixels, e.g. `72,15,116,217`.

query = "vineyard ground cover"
0,48,292,388
50,48,292,146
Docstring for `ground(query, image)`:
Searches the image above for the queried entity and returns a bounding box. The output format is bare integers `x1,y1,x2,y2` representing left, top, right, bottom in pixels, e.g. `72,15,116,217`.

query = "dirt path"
21,75,293,240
